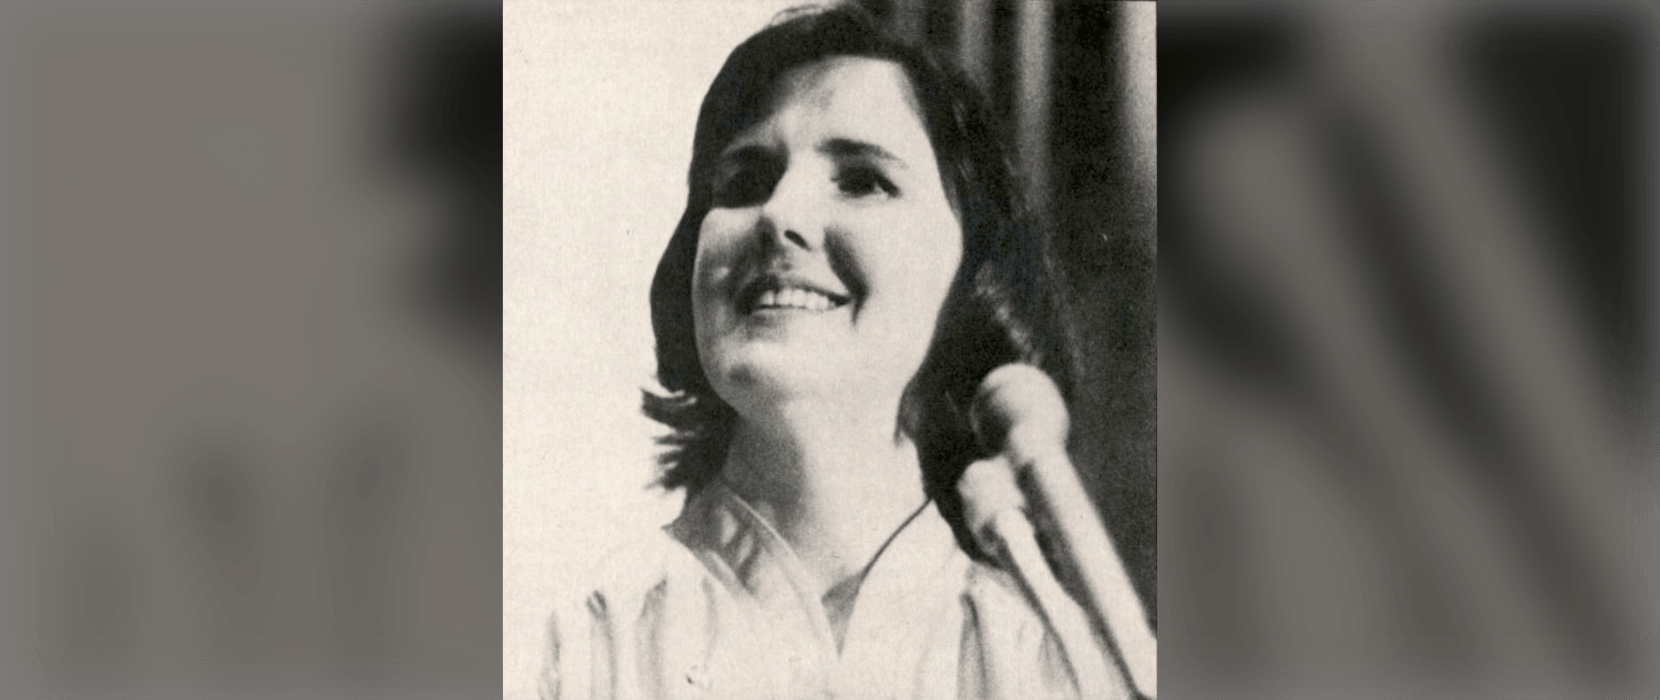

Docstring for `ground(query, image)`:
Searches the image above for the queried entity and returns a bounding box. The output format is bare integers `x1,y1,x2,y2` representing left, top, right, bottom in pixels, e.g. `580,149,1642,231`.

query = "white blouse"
539,480,1129,699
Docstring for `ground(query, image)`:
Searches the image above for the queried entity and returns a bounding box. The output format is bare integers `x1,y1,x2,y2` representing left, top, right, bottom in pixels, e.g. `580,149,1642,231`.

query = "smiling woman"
693,57,965,438
691,54,968,654
532,4,1133,700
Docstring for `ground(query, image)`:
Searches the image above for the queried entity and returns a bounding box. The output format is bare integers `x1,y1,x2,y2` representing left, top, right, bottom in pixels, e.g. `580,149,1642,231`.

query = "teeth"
753,286,839,311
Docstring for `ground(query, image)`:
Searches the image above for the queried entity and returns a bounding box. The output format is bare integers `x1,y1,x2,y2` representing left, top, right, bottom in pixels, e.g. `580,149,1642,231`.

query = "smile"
753,287,844,312
737,276,852,314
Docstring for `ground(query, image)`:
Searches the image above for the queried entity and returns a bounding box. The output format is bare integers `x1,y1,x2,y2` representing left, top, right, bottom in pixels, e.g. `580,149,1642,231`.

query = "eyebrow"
818,137,909,168
714,136,911,173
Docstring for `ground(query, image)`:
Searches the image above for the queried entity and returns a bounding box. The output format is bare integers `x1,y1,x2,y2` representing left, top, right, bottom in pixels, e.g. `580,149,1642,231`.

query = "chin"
717,360,919,423
706,352,838,414
713,359,811,403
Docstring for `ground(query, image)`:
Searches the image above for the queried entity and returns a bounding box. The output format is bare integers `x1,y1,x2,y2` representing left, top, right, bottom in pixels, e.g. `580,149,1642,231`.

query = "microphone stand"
961,458,1127,698
964,365,1158,699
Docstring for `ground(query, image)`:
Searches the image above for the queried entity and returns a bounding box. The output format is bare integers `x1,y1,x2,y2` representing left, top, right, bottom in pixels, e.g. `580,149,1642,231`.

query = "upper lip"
736,271,851,313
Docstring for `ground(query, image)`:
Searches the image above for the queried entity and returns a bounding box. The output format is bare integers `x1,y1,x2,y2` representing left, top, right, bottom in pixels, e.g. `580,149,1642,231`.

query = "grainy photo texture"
504,2,1156,699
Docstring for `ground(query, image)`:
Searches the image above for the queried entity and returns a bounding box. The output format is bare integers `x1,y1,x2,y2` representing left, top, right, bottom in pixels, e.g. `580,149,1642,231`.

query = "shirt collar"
667,478,968,663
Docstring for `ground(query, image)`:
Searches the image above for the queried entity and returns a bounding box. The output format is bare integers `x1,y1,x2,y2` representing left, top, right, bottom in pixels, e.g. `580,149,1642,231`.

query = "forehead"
727,56,932,157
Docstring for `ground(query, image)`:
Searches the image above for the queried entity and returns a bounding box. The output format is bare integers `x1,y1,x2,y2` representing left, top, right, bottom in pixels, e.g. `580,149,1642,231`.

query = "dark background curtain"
862,0,1159,624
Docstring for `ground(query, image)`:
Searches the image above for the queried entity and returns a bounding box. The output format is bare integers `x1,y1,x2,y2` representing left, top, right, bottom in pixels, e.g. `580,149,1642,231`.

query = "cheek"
691,211,747,313
862,209,963,312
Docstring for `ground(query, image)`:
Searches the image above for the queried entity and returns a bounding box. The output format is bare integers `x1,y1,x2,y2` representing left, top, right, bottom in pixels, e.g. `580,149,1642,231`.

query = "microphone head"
970,363,1070,460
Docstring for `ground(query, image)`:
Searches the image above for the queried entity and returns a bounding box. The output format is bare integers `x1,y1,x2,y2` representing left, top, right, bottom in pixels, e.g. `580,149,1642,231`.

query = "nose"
756,165,825,251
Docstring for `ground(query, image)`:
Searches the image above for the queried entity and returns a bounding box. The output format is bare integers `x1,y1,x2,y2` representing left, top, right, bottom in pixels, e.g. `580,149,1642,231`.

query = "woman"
542,5,1124,698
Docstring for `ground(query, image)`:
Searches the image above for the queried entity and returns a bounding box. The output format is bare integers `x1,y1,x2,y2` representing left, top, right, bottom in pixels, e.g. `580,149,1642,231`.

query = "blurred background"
3,1,501,697
503,1,1154,698
1161,1,1659,697
5,0,1659,698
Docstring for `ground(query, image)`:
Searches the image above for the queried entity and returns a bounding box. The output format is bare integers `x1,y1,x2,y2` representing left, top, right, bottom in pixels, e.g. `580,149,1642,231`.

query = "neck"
720,399,929,595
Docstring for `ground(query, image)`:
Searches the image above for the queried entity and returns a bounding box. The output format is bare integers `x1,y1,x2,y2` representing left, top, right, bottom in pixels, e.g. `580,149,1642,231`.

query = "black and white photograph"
504,1,1157,698
11,1,1660,699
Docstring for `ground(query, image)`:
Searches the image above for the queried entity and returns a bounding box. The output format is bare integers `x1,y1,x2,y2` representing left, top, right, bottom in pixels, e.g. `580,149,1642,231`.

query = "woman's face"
692,56,963,420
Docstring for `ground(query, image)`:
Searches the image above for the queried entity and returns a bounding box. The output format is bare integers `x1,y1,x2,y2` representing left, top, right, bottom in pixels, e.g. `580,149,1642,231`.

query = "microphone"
961,363,1157,699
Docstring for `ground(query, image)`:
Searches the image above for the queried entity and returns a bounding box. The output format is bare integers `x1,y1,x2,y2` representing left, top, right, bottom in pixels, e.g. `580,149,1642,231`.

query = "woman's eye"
836,166,897,198
713,167,777,207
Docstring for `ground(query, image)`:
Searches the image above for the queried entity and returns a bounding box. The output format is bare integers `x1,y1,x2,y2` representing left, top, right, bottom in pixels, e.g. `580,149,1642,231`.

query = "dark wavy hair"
644,2,1075,553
